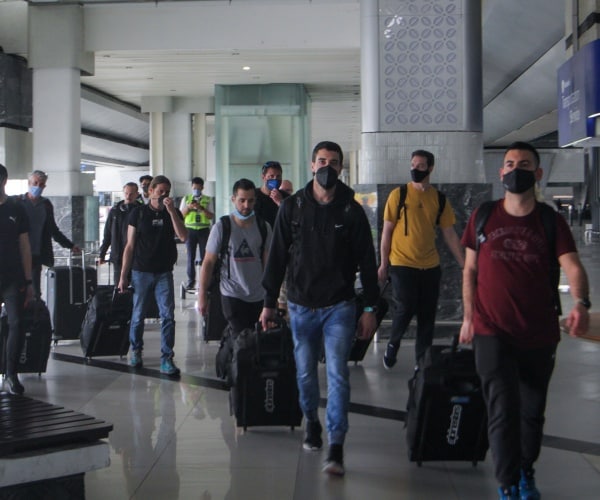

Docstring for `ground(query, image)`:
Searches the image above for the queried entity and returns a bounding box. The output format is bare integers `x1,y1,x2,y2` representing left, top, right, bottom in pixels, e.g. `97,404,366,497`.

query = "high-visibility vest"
183,194,212,230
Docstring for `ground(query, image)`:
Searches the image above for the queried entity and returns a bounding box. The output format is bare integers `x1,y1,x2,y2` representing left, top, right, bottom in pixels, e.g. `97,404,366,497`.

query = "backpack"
474,200,561,315
213,214,268,283
395,184,446,236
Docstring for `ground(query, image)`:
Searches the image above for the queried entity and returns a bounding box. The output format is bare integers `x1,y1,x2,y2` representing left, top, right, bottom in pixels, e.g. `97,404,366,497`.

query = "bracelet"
363,306,377,313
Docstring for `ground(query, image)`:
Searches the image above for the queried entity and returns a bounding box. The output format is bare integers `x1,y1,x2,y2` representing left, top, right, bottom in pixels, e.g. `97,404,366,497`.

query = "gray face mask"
315,166,338,189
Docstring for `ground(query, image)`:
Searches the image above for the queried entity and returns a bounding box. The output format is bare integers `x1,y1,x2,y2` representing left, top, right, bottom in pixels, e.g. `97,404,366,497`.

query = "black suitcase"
203,283,227,342
47,262,97,341
230,319,303,431
406,336,488,466
80,285,132,358
0,299,52,376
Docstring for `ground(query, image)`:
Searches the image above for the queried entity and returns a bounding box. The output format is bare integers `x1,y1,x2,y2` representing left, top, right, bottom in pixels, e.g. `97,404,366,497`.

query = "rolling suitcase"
406,336,488,466
47,253,97,341
0,299,52,376
230,319,303,431
80,285,132,359
203,282,227,342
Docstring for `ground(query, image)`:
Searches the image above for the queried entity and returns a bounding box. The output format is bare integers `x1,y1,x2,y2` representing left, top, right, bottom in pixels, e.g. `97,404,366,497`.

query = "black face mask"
410,168,430,183
315,166,338,190
503,169,536,194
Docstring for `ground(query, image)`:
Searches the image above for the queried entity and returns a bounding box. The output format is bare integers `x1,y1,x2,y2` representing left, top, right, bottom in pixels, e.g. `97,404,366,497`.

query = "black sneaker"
185,281,196,291
303,420,323,451
322,444,345,476
6,375,25,395
383,343,398,370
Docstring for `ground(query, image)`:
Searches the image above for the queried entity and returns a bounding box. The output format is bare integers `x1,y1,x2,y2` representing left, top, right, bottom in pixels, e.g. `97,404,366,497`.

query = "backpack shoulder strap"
474,200,496,252
219,215,231,259
395,184,408,236
255,215,268,260
436,190,446,226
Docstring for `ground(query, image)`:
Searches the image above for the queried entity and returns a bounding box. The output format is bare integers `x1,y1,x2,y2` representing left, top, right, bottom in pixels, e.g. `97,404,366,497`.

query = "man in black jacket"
98,182,141,284
18,170,80,299
260,141,379,476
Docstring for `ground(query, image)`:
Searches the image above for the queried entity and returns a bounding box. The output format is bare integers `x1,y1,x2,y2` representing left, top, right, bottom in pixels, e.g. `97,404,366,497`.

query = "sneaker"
322,444,345,476
129,350,143,368
498,485,519,500
185,281,196,290
383,343,398,370
303,420,323,451
160,357,181,376
519,469,541,500
6,375,25,395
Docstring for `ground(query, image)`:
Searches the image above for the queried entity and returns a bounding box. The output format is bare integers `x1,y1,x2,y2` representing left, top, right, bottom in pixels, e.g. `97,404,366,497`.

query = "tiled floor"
4,228,600,499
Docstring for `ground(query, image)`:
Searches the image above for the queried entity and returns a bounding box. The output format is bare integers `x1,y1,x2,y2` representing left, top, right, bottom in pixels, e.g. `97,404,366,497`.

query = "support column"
28,5,95,248
359,0,488,328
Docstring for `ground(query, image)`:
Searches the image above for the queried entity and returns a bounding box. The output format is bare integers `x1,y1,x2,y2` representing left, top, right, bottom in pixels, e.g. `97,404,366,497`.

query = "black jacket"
98,200,137,265
18,195,74,267
262,180,379,309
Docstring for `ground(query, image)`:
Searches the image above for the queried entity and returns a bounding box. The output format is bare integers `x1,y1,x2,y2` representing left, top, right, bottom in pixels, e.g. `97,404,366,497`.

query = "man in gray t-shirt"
198,178,272,334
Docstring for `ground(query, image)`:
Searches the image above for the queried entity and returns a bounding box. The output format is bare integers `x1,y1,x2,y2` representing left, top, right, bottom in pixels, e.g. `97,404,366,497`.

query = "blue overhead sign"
557,39,600,147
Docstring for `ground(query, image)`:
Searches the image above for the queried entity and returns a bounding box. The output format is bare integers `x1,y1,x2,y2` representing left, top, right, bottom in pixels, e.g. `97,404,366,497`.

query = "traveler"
98,182,141,284
179,177,214,290
260,141,379,476
198,178,271,334
254,160,289,226
138,175,152,204
0,164,34,395
459,141,590,500
17,170,80,299
118,175,188,376
378,150,464,369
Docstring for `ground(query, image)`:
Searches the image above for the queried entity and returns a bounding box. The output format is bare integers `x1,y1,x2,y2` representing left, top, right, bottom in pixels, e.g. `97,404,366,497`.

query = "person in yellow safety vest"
179,177,214,290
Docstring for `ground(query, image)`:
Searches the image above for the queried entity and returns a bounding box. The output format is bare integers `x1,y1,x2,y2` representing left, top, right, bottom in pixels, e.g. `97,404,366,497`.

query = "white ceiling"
1,0,570,167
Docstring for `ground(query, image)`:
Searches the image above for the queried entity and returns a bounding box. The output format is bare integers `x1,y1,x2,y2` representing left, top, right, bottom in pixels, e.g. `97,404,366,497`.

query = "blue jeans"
129,270,176,361
288,299,356,445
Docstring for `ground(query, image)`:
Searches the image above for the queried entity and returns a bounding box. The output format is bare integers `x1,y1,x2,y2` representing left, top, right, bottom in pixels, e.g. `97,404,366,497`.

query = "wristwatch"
578,298,592,310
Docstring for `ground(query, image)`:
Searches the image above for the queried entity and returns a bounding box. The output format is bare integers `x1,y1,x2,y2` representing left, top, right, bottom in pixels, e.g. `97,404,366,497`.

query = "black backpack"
474,200,561,315
395,184,446,236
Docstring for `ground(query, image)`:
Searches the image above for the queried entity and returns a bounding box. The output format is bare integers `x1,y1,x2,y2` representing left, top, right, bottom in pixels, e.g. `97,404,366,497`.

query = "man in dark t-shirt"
118,175,188,376
254,160,289,226
0,164,34,395
459,142,590,499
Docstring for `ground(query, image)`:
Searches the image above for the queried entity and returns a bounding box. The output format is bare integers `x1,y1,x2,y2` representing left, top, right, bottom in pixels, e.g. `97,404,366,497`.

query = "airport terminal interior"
0,228,597,500
1,0,600,498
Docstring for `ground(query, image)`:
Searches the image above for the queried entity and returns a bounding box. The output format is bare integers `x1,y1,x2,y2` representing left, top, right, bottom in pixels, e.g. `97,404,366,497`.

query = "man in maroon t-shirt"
460,142,590,500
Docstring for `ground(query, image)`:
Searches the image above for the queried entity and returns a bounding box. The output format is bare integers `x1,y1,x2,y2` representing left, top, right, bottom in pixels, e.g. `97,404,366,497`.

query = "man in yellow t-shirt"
378,150,464,369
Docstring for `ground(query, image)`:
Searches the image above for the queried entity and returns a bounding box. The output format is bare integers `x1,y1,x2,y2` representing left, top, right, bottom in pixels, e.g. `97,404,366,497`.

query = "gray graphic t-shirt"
206,215,272,302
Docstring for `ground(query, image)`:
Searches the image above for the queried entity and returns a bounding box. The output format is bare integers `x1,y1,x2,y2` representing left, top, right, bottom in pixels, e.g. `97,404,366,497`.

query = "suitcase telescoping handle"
255,316,290,362
66,249,89,305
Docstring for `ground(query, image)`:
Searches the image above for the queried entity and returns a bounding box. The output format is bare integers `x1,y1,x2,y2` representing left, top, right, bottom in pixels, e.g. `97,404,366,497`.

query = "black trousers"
221,295,263,334
0,281,25,377
474,335,556,487
185,228,210,284
389,265,441,361
32,254,43,299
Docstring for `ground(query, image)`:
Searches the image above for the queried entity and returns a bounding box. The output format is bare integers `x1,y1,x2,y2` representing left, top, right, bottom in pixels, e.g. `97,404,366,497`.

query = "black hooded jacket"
262,179,379,309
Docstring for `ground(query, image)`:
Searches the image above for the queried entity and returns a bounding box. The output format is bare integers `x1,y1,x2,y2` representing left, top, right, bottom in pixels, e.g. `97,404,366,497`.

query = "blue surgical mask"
29,185,43,197
192,189,202,197
232,209,255,221
266,179,281,191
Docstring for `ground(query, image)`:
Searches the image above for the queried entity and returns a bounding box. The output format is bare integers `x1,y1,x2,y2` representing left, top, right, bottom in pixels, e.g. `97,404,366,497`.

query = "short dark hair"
505,141,540,166
411,150,435,167
261,161,282,175
0,163,7,184
150,175,171,189
123,182,138,190
139,175,153,183
191,177,204,186
312,141,343,166
232,178,256,195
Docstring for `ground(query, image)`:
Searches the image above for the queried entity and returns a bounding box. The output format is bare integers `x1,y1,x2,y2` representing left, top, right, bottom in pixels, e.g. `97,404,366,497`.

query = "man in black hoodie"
261,141,379,476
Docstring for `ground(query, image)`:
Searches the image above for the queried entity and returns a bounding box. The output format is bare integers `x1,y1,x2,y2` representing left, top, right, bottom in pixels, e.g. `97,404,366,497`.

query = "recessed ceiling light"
243,66,251,71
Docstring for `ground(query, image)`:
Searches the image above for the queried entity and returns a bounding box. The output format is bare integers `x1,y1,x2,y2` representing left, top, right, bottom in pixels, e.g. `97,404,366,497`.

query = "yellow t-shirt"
383,184,456,269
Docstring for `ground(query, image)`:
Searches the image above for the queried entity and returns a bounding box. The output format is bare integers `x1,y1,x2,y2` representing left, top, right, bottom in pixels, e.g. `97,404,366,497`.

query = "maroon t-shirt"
462,200,577,349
